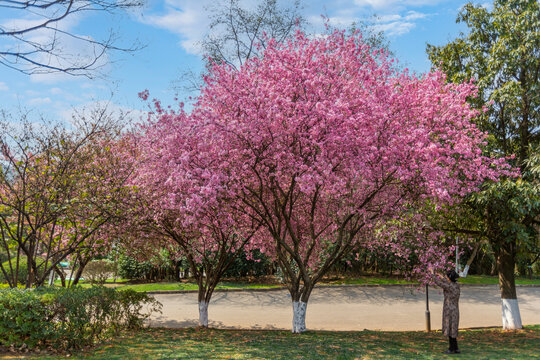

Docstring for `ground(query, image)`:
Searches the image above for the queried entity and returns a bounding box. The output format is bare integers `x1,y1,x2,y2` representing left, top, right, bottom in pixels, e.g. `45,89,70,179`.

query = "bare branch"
0,0,144,76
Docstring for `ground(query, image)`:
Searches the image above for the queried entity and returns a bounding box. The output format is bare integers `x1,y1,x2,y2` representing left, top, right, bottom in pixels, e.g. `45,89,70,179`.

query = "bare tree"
0,0,143,76
203,0,304,70
177,0,304,93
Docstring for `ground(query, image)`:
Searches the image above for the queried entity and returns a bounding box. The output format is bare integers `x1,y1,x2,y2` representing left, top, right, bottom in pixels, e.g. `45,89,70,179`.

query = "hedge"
0,286,162,351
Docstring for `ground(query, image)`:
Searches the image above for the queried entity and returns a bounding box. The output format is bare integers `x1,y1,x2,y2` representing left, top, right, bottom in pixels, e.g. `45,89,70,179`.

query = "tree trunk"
198,301,209,327
55,266,66,287
289,284,313,334
71,258,90,287
196,272,213,328
497,240,523,330
292,301,307,333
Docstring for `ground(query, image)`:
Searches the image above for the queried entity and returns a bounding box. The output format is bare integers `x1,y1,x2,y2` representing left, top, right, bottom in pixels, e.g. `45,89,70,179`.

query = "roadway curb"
145,283,540,295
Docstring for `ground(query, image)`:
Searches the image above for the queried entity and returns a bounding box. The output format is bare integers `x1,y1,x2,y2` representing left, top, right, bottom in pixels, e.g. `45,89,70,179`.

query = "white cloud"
59,100,147,127
28,97,52,105
309,14,360,28
48,87,83,102
25,90,41,96
0,82,8,91
373,21,416,36
371,10,429,35
377,14,402,22
28,35,111,84
138,0,210,55
305,1,436,39
2,11,81,33
137,0,281,55
354,0,448,10
2,10,108,84
404,10,429,21
50,87,63,95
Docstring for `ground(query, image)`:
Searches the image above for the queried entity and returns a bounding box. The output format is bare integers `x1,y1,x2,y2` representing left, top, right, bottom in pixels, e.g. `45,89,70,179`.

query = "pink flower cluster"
130,30,513,278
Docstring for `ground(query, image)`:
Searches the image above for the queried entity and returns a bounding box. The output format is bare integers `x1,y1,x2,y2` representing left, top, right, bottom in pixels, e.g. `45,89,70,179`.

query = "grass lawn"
459,275,540,285
103,281,282,292
19,325,540,360
58,274,540,292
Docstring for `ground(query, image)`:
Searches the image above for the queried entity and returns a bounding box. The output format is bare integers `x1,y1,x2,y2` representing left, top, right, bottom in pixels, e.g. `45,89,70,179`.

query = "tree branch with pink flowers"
187,30,513,333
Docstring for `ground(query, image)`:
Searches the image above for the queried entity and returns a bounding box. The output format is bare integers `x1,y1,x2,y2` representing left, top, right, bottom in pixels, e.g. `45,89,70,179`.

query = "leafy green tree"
427,0,540,329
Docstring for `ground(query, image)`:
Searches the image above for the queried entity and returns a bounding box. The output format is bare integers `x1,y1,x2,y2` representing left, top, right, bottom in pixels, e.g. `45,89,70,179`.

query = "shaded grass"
322,276,414,285
105,281,282,292
26,325,540,360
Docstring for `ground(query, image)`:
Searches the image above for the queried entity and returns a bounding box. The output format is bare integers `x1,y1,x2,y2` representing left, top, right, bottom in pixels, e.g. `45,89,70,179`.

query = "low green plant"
84,260,116,285
0,286,162,351
116,255,155,280
0,257,46,286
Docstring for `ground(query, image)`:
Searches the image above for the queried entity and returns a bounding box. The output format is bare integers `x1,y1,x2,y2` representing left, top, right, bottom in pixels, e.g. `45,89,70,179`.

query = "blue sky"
0,0,488,122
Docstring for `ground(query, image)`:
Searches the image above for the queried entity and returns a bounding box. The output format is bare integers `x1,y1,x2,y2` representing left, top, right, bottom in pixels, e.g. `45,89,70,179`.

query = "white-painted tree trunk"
458,264,470,278
292,301,307,333
501,298,522,330
199,301,209,327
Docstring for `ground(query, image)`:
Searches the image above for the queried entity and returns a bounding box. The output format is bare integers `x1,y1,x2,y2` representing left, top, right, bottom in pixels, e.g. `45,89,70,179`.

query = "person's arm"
431,273,450,290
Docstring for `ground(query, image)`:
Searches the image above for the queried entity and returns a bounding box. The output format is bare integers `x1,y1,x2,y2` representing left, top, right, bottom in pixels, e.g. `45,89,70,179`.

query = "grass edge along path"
16,325,540,360
57,275,540,293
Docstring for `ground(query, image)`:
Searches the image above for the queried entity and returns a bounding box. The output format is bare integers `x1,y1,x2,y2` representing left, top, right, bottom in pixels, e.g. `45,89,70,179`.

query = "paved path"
149,285,540,331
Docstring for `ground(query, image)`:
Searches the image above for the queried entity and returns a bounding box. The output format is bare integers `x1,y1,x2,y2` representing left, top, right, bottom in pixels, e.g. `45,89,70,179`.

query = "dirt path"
149,285,540,331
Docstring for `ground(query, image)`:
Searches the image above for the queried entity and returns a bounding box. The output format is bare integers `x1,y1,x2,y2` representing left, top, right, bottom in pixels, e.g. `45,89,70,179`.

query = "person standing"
433,269,461,354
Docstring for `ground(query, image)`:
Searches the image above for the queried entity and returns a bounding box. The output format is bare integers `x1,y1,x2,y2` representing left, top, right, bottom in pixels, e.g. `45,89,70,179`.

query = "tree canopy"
427,0,539,329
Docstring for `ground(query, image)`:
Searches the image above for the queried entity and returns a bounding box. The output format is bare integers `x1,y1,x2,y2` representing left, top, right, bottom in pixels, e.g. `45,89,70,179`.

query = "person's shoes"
454,349,461,354
442,349,455,354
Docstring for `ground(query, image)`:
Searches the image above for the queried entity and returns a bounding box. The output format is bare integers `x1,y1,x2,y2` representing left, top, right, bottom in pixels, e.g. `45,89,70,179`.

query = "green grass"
459,275,540,285
321,276,414,285
104,281,282,292
326,275,540,286
18,325,540,359
50,275,540,292
52,279,282,292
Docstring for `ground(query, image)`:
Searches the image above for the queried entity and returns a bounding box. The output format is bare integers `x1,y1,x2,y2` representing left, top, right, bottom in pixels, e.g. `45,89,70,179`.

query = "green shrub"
0,286,162,350
84,259,116,285
0,257,46,286
223,249,273,278
117,253,179,281
117,255,154,280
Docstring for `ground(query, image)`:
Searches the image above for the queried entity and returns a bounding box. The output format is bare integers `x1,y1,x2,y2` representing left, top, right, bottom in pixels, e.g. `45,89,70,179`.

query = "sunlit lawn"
55,274,540,292
21,325,540,360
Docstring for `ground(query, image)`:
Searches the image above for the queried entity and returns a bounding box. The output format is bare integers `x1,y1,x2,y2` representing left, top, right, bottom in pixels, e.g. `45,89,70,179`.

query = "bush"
0,286,162,351
0,257,46,286
84,260,116,285
117,255,154,280
117,253,179,281
223,249,273,278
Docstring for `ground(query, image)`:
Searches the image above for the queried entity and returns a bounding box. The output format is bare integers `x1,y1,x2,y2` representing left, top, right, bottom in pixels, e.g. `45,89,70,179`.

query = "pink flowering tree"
189,30,511,333
126,105,260,327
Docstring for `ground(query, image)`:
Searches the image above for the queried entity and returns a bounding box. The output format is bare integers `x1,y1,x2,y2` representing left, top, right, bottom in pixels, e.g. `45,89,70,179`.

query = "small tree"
0,107,131,288
123,109,260,327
